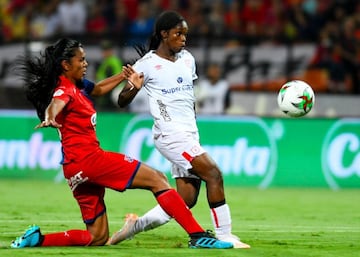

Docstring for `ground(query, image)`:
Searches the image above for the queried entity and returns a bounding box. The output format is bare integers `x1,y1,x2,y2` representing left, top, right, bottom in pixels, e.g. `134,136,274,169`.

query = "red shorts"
63,148,140,224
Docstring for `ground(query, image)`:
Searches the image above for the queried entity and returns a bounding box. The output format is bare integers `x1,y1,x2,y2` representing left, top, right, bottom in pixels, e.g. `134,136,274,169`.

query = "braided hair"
16,38,82,121
134,11,185,57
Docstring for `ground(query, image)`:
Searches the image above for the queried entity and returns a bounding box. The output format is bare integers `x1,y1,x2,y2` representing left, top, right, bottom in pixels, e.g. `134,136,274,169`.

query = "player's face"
166,21,188,53
65,47,88,82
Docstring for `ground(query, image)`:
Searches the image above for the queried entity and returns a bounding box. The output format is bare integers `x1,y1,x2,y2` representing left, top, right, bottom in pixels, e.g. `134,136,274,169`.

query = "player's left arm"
91,64,136,96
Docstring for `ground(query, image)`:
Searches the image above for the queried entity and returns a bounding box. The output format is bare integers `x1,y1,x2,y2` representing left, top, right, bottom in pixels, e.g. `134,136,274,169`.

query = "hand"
35,118,62,129
122,64,136,78
127,71,144,90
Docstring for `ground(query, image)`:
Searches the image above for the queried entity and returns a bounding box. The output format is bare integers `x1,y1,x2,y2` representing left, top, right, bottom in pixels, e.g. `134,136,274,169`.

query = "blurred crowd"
1,0,360,95
1,0,360,44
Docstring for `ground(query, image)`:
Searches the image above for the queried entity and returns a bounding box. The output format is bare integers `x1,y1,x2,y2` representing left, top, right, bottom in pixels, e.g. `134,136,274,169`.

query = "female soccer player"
10,38,232,249
113,11,250,249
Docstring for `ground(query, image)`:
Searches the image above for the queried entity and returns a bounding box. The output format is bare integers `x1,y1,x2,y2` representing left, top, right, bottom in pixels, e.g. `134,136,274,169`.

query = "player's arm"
91,64,138,97
35,98,66,129
117,69,144,108
91,71,126,96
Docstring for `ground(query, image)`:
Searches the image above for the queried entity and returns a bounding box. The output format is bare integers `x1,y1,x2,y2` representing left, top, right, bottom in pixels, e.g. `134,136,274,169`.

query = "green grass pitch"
0,179,359,257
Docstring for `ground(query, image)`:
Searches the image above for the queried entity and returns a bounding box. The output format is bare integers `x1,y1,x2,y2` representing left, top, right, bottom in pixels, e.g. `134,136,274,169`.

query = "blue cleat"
189,230,233,249
11,225,42,248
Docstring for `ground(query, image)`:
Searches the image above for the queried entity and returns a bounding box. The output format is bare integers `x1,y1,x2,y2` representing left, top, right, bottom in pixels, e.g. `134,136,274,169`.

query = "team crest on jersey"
177,77,183,83
53,89,64,97
124,155,134,163
191,146,200,154
91,113,97,126
185,59,192,67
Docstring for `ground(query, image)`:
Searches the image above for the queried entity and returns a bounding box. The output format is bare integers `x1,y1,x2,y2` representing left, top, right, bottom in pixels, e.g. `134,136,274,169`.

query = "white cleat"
108,213,139,245
217,234,251,249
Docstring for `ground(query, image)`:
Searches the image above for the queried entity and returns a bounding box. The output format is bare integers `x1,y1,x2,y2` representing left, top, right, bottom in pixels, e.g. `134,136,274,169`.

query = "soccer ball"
277,80,315,117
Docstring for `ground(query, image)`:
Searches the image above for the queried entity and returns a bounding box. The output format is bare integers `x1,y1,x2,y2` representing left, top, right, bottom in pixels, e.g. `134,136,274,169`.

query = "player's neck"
155,48,177,62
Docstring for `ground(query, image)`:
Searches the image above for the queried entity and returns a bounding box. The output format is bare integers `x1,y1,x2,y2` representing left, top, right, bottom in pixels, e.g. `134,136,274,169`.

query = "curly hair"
16,38,82,121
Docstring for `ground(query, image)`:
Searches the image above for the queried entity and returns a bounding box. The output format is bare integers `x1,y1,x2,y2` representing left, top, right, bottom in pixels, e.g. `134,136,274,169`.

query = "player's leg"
190,152,250,249
126,162,205,235
110,162,233,248
11,183,109,248
108,177,201,245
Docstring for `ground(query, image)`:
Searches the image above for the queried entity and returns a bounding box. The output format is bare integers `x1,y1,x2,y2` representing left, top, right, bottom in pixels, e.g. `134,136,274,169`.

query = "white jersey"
134,50,198,136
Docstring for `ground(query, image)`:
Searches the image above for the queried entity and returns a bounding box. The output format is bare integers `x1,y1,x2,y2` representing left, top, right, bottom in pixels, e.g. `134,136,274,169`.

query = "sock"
210,203,232,236
41,230,92,246
135,204,171,232
156,189,204,234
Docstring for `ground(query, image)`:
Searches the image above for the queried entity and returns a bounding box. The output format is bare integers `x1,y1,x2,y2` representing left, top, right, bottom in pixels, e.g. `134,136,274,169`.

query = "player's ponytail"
15,38,82,121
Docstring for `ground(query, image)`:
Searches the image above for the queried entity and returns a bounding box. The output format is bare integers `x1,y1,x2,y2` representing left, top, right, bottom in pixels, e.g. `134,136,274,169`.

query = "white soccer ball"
277,80,315,117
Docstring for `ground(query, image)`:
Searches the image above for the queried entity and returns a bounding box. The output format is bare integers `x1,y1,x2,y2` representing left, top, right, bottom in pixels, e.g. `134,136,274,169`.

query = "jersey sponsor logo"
124,155,134,163
161,85,193,95
161,87,181,94
154,64,162,70
53,89,64,97
67,171,89,191
91,113,97,128
177,77,183,83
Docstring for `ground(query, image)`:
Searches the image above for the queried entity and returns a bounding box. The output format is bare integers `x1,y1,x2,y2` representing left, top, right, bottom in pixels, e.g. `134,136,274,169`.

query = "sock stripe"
211,208,219,228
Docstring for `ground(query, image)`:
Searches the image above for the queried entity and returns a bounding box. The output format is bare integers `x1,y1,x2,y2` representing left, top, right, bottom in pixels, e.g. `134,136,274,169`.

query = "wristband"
127,80,138,91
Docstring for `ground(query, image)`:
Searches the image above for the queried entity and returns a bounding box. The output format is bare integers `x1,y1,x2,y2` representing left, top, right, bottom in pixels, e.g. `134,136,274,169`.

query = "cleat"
217,234,251,249
189,230,233,249
11,225,42,248
108,213,139,245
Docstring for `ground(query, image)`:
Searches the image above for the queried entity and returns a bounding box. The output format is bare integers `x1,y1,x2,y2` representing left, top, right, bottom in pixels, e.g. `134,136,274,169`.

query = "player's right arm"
35,98,65,129
117,67,144,108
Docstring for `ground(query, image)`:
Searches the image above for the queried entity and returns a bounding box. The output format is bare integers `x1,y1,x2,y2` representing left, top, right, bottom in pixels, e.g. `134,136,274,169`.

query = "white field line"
0,220,359,235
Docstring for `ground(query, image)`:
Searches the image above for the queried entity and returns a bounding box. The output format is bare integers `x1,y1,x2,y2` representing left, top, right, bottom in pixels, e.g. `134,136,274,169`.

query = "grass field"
0,179,359,257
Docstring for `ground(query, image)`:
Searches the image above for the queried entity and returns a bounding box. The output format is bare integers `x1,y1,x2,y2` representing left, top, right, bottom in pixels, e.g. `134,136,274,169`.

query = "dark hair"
135,11,185,57
16,38,82,121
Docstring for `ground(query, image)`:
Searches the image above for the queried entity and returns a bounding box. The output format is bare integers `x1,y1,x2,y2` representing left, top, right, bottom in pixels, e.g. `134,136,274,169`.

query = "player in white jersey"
109,11,250,249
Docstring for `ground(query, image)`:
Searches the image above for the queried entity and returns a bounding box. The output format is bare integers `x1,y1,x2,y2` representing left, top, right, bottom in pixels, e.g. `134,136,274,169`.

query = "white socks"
210,203,232,236
134,204,171,232
134,203,232,237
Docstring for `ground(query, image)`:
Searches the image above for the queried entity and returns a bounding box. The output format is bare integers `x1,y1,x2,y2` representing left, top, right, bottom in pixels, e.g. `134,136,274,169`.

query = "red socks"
41,230,92,246
156,189,204,234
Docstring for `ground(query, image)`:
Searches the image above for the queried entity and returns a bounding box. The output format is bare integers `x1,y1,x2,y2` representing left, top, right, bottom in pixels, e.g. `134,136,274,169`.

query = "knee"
203,166,224,184
90,233,109,246
155,170,170,187
185,197,198,208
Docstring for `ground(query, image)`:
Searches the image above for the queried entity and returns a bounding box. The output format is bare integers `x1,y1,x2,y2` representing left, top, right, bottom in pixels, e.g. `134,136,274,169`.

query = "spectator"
206,0,227,40
29,0,60,40
195,62,230,114
127,1,155,45
1,0,33,42
95,40,123,109
109,0,131,41
57,0,87,36
86,3,108,36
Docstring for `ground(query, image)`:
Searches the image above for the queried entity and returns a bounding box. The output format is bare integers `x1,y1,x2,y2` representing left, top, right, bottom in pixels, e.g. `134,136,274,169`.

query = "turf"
0,179,359,257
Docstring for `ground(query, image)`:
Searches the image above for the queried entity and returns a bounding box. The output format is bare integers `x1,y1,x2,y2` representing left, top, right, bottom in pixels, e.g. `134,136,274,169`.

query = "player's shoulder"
178,49,194,58
136,51,155,64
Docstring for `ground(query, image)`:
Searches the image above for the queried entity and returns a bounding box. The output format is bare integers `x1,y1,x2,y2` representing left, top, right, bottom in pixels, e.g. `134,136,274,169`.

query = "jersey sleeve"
190,53,198,81
133,56,150,86
83,79,95,95
53,86,71,104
